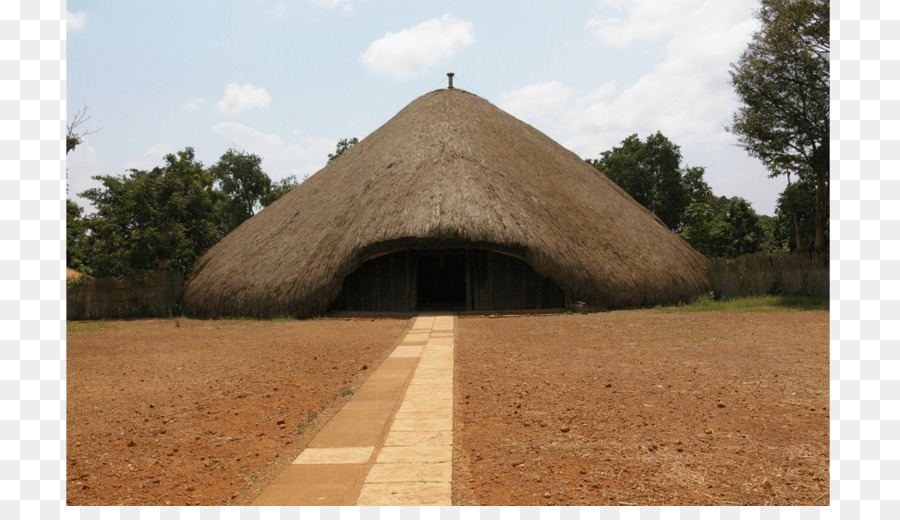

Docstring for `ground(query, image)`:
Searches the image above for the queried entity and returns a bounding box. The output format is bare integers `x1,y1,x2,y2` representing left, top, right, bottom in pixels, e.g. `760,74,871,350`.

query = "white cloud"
186,98,206,111
499,81,576,127
567,1,758,150
123,142,178,171
361,14,474,80
587,0,752,48
67,11,87,33
311,0,354,12
215,83,272,115
210,122,335,182
66,140,102,208
499,1,783,213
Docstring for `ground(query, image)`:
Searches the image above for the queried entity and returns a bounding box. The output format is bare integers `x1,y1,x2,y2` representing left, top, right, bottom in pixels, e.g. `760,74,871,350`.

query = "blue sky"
66,0,787,215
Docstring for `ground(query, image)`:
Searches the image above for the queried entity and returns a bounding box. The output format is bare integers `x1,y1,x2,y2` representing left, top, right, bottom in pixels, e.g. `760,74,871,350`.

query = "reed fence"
706,252,829,299
67,270,184,320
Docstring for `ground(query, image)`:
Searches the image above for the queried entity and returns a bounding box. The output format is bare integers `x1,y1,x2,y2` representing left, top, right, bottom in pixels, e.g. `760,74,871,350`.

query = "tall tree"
588,132,698,231
210,148,271,234
774,176,819,252
66,107,98,271
729,0,829,251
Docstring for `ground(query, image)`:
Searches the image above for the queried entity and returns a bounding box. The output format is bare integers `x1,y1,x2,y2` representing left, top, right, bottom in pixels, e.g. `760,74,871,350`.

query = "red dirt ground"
66,318,408,506
66,309,828,506
452,310,829,506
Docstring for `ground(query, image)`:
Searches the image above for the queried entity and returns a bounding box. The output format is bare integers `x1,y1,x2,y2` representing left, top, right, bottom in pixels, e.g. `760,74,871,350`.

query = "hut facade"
182,88,710,318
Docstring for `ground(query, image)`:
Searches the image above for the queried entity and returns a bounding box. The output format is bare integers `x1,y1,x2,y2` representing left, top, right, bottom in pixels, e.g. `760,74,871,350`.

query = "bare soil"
65,317,409,506
66,309,828,506
452,310,829,506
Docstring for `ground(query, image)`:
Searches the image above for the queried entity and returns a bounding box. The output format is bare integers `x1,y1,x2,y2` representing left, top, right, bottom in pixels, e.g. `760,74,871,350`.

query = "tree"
66,199,92,274
66,106,98,154
680,196,764,258
773,176,819,251
587,132,703,231
729,0,829,252
210,148,271,234
260,175,301,207
79,148,222,276
682,166,713,205
327,137,358,164
66,107,99,271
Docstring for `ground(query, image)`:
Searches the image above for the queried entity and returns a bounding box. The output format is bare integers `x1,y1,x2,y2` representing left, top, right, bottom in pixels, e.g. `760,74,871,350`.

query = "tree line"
587,131,799,258
67,134,360,279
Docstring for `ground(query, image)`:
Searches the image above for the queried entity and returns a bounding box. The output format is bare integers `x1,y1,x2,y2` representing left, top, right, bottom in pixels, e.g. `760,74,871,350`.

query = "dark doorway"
416,253,466,310
331,248,565,313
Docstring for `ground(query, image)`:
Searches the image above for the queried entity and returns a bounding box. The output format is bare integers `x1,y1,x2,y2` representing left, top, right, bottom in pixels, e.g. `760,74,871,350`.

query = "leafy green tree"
79,147,222,276
680,197,727,257
327,137,358,164
757,214,788,255
260,175,301,207
66,199,92,274
680,196,764,258
773,176,820,252
723,197,765,257
588,132,703,231
210,148,271,234
729,0,829,251
682,166,712,206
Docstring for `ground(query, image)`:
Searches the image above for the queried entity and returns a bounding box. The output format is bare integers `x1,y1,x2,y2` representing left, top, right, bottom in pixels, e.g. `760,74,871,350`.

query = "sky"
66,0,788,216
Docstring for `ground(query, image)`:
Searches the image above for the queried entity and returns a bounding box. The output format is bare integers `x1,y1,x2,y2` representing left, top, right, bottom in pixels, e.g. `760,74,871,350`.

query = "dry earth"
452,310,829,506
66,318,408,506
66,309,828,506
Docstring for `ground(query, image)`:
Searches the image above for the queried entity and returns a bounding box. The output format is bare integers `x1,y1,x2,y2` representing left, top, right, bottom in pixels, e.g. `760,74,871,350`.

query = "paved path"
252,314,455,506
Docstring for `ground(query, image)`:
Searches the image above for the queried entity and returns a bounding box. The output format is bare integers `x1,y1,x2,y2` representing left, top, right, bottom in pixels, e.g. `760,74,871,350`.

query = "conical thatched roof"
183,88,710,318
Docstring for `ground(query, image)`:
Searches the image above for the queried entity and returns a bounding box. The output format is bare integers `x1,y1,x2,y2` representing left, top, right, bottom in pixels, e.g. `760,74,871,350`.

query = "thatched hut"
183,87,710,318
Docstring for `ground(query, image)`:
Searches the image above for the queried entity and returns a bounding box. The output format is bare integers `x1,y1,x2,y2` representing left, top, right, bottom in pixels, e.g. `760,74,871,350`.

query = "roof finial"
447,72,455,89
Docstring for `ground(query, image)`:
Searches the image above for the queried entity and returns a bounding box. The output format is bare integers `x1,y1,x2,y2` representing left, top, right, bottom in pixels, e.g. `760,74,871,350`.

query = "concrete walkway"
252,314,455,506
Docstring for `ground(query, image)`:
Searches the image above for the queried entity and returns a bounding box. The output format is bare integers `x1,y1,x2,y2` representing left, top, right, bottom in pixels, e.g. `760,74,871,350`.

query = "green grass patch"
660,294,829,313
66,321,131,334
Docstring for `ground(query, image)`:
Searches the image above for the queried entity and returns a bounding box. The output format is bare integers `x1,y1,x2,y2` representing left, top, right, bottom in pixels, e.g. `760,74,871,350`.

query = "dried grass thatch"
66,267,92,282
183,88,711,318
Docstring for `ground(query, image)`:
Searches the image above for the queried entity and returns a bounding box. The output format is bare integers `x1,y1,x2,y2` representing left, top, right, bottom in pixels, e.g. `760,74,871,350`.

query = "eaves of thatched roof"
182,88,710,318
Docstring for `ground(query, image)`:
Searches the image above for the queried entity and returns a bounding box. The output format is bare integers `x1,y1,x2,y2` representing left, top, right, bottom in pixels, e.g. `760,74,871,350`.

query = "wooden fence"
67,270,184,320
706,252,829,299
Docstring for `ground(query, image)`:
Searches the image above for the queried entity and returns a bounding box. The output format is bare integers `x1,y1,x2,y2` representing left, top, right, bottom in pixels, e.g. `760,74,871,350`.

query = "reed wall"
707,252,829,299
67,270,184,320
